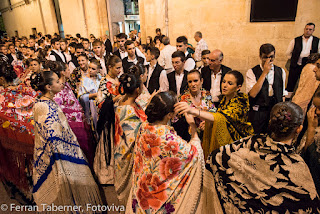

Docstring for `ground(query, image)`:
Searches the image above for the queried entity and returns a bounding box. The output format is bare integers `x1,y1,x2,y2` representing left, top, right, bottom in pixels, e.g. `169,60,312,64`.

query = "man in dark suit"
145,47,164,93
201,49,231,105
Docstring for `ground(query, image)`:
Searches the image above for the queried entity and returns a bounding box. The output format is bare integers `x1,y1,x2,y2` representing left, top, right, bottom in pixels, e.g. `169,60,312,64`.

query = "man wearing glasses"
246,43,288,134
201,49,231,105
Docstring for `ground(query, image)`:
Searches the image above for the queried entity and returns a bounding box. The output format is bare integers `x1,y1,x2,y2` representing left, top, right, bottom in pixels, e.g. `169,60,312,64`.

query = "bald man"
201,49,232,104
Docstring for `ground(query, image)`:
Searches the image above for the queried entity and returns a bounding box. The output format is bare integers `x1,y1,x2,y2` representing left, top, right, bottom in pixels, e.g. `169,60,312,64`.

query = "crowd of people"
0,23,320,213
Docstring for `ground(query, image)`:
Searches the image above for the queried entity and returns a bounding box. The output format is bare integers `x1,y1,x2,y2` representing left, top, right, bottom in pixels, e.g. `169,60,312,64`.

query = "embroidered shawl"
96,75,120,109
54,82,95,168
206,134,320,213
203,92,254,158
113,101,147,206
32,100,101,212
0,85,38,201
127,122,205,214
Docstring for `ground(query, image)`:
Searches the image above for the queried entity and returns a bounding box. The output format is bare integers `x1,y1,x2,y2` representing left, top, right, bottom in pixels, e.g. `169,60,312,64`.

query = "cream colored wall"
1,0,109,39
1,0,59,37
140,0,320,84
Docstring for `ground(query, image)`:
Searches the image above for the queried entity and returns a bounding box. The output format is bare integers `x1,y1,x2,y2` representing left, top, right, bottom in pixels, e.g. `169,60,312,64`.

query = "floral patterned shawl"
96,75,120,109
179,88,215,135
127,122,205,214
206,134,320,213
203,92,254,159
113,101,147,206
67,67,87,97
0,85,38,202
32,99,101,212
54,82,95,168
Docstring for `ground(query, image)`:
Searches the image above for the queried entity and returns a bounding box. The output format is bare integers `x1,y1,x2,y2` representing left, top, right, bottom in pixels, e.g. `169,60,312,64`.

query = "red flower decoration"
114,114,123,146
134,152,143,173
186,145,198,163
137,174,168,210
159,157,182,180
141,133,161,158
144,123,155,132
164,141,179,155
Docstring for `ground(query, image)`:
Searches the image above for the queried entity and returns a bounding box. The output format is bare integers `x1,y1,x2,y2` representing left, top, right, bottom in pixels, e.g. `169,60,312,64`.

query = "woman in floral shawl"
174,69,215,140
175,70,254,159
127,91,205,214
0,61,38,203
113,71,147,206
96,55,122,109
205,102,320,213
31,70,101,212
53,61,95,168
67,53,89,97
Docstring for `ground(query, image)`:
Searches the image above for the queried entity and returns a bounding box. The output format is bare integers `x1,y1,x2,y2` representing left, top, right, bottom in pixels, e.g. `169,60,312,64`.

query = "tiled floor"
0,183,122,214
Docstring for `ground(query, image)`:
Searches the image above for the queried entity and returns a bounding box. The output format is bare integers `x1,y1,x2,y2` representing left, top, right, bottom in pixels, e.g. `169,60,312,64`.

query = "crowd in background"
0,24,320,213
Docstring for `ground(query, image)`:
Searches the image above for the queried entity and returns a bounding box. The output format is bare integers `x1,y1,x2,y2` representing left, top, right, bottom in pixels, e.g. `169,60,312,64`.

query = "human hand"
174,102,194,115
307,107,318,129
263,58,272,74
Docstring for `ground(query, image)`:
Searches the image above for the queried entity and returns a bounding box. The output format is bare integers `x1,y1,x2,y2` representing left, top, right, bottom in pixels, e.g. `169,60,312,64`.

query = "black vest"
113,49,121,58
167,70,188,95
146,63,164,94
249,65,283,107
69,54,79,68
290,35,319,68
50,50,66,63
122,56,145,73
201,64,232,92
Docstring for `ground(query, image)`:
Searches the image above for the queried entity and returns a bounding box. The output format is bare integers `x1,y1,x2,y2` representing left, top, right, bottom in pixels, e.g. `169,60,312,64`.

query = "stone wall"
1,0,109,38
139,0,320,82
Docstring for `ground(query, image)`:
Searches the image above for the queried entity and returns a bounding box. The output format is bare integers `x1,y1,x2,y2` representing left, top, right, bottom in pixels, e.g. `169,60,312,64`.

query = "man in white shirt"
176,36,195,71
60,38,71,63
201,49,231,104
49,38,66,63
145,47,165,93
92,40,108,76
247,43,288,134
197,49,210,72
122,40,145,73
113,33,146,60
189,31,208,66
158,36,176,73
286,23,320,92
159,51,188,96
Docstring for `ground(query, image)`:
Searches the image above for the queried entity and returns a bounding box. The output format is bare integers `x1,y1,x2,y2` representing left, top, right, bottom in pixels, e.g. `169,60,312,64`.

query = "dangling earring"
49,90,54,98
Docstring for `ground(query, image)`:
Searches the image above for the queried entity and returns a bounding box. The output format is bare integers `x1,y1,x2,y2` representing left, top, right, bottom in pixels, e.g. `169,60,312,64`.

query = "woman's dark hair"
268,102,303,141
90,58,102,69
106,55,122,68
225,70,244,86
0,60,17,83
128,64,145,76
145,91,177,123
30,70,55,93
119,72,141,95
42,60,64,77
77,53,88,60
